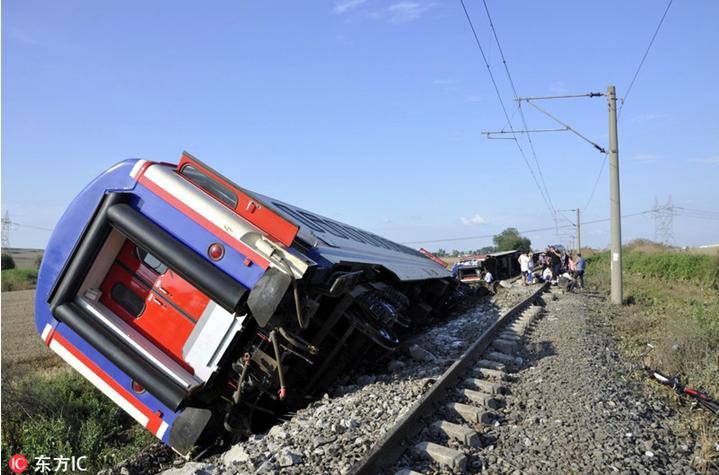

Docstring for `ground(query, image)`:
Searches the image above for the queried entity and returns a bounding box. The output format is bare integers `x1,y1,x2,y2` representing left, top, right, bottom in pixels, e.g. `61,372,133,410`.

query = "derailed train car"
35,153,456,456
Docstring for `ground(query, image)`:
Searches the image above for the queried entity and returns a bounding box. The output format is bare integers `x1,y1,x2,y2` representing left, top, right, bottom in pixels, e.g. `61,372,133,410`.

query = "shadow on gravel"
523,340,557,365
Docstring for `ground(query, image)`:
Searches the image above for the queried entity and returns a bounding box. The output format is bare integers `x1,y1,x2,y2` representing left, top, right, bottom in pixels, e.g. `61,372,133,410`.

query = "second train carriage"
452,250,522,285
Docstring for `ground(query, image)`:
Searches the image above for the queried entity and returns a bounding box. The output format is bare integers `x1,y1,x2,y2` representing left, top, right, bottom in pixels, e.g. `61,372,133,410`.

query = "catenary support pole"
576,208,581,255
608,85,623,304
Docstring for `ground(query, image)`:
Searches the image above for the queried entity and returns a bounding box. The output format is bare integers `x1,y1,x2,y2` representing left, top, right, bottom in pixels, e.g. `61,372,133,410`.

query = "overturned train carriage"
35,153,456,456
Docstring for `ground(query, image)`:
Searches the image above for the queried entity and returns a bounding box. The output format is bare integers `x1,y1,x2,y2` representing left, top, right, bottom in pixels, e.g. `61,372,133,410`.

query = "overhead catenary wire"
674,206,719,216
480,0,555,217
458,0,557,222
583,153,608,211
401,209,657,245
508,90,608,217
556,209,577,228
7,221,54,232
674,207,719,221
522,100,606,153
677,214,719,222
618,0,674,118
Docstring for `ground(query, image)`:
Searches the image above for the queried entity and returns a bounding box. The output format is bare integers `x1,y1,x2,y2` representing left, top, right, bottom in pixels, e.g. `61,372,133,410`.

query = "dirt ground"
1,290,60,375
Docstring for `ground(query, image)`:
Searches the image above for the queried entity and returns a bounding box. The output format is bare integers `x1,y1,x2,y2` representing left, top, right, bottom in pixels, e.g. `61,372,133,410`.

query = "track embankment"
479,288,716,474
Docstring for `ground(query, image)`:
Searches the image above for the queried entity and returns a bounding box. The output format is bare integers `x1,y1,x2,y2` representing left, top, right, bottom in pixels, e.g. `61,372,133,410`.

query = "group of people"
517,246,586,289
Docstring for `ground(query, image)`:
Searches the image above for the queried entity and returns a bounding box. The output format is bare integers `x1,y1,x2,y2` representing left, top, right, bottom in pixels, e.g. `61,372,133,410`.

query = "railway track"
349,282,548,474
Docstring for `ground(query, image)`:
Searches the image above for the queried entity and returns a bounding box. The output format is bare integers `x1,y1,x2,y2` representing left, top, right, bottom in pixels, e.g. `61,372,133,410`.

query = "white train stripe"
156,420,169,439
130,160,148,179
41,323,53,343
49,338,150,427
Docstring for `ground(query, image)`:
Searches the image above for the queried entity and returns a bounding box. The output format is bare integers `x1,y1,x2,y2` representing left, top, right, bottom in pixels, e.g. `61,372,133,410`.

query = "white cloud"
370,2,434,24
7,27,39,45
548,81,570,96
431,78,458,86
467,95,482,103
630,153,658,163
335,1,434,24
460,214,486,226
333,0,369,14
693,155,719,165
631,113,668,123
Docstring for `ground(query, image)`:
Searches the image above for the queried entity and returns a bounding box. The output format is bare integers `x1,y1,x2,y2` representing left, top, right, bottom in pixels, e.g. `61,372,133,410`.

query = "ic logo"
8,454,28,474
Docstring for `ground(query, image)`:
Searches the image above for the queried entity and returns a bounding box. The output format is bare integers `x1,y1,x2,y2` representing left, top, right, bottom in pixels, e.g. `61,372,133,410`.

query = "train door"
99,240,209,368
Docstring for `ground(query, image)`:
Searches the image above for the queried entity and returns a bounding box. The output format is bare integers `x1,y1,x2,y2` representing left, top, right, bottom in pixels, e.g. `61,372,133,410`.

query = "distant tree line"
434,246,497,258
432,227,531,257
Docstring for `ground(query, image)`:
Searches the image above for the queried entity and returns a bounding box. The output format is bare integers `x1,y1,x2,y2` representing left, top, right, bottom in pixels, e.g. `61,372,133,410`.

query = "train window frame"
135,247,168,275
110,282,145,318
179,164,239,209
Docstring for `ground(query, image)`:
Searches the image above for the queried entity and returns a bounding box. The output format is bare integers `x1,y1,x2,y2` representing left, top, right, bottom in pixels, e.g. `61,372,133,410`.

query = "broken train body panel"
35,153,453,455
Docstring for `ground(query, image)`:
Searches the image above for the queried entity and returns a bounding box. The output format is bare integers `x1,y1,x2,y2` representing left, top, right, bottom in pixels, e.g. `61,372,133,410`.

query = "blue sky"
3,0,718,251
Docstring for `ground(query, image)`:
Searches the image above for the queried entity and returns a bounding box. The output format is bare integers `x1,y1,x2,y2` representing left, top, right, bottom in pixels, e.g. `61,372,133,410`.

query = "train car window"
111,283,145,318
136,248,168,275
180,164,238,208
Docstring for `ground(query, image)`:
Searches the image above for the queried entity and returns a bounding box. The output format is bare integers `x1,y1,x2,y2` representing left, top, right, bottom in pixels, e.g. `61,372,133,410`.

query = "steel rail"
349,282,548,474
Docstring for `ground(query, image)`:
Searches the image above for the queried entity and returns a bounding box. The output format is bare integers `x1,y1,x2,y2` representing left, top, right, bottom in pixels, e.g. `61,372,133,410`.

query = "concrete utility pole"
607,85,623,304
575,208,581,255
490,87,623,303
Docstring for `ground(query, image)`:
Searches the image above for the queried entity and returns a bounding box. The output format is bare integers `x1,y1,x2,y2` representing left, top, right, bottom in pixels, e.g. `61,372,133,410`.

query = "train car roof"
175,154,451,282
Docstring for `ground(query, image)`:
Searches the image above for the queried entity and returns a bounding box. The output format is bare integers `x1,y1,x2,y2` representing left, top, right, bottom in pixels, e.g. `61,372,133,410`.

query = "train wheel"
346,308,400,351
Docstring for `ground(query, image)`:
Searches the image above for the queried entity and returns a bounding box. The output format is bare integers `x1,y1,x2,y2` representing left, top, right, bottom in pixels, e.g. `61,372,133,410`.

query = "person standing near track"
518,252,530,285
527,252,535,284
575,253,586,289
548,246,562,280
483,269,496,294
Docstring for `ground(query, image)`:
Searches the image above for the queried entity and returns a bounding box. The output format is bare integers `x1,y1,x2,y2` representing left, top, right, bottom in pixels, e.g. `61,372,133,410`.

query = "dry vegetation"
1,249,155,472
1,290,60,371
1,248,44,291
587,241,719,394
586,241,718,450
584,240,719,470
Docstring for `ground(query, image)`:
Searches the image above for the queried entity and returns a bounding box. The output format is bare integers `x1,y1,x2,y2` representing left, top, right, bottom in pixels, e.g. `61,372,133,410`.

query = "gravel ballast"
474,288,715,474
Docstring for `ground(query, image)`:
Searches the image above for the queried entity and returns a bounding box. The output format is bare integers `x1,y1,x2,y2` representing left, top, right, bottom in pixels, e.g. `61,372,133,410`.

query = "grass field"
584,246,719,467
0,289,156,473
1,247,154,473
1,268,39,291
586,248,719,397
2,366,156,473
0,290,60,371
2,248,44,291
